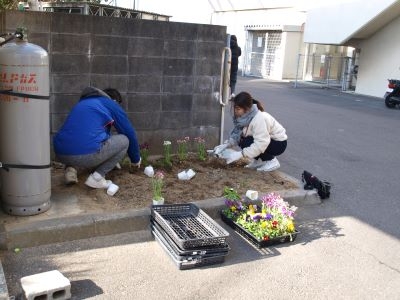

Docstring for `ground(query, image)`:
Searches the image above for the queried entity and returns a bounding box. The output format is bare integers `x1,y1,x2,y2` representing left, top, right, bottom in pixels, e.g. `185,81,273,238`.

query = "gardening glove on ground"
214,143,229,155
131,157,142,169
225,150,243,164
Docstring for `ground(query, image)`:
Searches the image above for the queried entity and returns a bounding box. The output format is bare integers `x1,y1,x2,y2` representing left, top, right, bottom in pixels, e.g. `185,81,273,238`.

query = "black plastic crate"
152,223,227,270
220,211,299,248
151,204,229,249
151,220,230,256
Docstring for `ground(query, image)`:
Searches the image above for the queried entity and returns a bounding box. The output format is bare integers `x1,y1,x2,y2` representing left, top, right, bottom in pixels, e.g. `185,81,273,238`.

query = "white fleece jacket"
241,110,287,159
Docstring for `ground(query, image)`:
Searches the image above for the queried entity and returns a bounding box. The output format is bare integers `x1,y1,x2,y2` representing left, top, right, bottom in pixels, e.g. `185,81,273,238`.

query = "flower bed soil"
51,153,299,213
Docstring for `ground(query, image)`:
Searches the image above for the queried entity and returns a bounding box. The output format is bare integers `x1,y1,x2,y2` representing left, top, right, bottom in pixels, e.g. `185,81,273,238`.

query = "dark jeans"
239,136,287,161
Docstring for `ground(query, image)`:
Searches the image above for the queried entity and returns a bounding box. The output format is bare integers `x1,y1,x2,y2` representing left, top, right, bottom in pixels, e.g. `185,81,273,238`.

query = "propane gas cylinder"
0,31,51,215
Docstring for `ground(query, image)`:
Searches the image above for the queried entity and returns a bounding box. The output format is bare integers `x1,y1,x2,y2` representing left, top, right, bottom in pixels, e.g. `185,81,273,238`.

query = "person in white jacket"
214,91,287,172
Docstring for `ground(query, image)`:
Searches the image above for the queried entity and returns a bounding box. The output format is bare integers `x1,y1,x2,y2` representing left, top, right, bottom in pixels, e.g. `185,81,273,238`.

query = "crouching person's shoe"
256,158,280,172
245,158,265,169
64,167,78,185
85,172,112,189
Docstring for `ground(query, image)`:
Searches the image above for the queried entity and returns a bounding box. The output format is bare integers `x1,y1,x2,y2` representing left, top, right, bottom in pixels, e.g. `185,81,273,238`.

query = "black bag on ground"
302,170,331,199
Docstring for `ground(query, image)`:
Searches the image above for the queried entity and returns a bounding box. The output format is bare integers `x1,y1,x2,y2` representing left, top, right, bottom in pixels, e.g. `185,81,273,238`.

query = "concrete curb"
1,187,319,250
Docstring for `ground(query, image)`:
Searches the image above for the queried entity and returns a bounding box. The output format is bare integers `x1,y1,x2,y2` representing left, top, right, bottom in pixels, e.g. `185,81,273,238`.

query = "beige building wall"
355,16,400,97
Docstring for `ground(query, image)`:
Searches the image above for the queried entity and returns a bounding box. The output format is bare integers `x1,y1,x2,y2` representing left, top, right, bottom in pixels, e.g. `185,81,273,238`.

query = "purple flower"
265,213,273,220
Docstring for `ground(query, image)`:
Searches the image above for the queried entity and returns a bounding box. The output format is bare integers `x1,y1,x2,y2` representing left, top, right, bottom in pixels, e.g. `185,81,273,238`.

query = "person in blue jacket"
53,87,141,189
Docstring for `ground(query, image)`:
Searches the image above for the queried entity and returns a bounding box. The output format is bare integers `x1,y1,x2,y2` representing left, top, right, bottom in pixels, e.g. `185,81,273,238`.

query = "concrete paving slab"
0,170,320,298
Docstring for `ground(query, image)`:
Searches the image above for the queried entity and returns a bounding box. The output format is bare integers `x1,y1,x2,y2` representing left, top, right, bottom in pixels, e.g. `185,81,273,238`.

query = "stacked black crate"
150,203,230,270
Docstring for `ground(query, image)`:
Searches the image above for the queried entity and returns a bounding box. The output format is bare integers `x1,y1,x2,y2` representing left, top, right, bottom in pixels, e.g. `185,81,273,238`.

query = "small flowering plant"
163,140,172,168
194,136,206,161
177,136,190,161
222,191,297,241
152,171,164,201
139,142,150,167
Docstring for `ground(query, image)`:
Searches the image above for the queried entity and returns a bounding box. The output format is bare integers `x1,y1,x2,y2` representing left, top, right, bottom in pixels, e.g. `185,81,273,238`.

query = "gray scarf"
229,104,258,144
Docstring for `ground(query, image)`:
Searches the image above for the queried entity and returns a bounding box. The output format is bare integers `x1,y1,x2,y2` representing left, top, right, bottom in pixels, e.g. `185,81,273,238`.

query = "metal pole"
294,53,301,88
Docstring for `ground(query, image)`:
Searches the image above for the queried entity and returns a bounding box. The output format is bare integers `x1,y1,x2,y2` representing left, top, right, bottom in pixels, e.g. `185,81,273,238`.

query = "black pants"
239,136,287,161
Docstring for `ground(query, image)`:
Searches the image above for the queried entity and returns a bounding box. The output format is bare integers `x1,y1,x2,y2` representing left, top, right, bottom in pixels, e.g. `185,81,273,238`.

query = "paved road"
2,78,400,299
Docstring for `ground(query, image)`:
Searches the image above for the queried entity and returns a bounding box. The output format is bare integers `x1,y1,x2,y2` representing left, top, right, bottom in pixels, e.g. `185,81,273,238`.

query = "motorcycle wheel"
385,96,396,108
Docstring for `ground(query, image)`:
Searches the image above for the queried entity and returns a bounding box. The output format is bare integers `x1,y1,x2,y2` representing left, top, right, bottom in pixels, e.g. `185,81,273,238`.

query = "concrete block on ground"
0,261,9,300
20,270,71,300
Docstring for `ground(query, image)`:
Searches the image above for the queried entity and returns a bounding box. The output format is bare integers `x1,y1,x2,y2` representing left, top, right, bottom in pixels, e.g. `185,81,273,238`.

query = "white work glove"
131,157,142,169
214,143,229,155
225,150,243,164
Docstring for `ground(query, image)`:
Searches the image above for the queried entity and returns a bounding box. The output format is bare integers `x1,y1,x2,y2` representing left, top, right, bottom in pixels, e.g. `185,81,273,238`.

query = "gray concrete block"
93,16,132,36
51,74,90,94
192,93,219,111
127,112,161,130
160,112,191,129
91,55,128,75
128,37,164,57
5,11,50,34
163,76,194,94
197,25,226,42
128,57,163,75
51,13,92,34
90,75,128,93
165,22,198,41
192,111,221,127
197,41,225,58
195,58,221,76
50,94,79,114
164,40,195,58
162,94,192,112
127,94,161,112
163,58,194,76
51,54,90,74
128,75,162,93
51,33,90,54
20,270,71,300
194,77,213,94
92,35,129,55
136,20,165,38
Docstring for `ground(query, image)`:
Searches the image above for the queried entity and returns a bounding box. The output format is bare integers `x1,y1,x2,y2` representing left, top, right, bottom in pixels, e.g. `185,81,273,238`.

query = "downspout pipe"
219,43,231,144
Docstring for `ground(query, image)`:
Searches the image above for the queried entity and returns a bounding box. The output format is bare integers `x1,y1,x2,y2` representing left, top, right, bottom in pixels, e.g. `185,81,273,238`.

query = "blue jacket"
53,94,140,164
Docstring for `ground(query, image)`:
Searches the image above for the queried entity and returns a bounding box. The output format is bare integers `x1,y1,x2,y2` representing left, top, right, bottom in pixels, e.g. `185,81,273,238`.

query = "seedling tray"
220,211,299,248
152,223,227,270
151,204,229,249
151,220,230,256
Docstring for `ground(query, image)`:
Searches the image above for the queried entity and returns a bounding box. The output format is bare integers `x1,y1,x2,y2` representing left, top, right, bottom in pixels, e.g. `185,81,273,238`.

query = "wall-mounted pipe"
218,46,231,144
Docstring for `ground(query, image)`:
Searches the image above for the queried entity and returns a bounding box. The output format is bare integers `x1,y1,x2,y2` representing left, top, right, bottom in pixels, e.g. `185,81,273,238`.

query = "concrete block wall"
0,11,226,155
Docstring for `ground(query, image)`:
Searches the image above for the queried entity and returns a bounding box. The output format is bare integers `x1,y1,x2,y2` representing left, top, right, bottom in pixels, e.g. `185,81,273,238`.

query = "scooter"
384,79,400,108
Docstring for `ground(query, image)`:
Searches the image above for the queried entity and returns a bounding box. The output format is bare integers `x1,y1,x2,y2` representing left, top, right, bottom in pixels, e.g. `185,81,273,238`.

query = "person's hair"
231,91,264,112
103,88,122,104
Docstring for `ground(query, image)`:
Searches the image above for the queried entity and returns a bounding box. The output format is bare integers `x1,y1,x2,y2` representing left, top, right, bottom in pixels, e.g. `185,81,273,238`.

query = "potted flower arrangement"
221,189,298,248
152,171,165,205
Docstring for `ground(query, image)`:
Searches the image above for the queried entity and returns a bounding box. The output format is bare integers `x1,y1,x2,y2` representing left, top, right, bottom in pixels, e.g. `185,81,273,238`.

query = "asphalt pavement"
1,78,400,299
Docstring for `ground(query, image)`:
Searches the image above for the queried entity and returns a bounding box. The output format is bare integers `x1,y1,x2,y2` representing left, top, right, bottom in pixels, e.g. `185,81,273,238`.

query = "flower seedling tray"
151,204,229,249
152,222,228,270
220,211,299,249
151,220,230,256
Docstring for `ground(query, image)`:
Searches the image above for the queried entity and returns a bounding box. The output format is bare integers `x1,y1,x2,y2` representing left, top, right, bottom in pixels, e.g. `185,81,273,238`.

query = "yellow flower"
287,220,295,232
261,221,267,228
230,206,237,212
